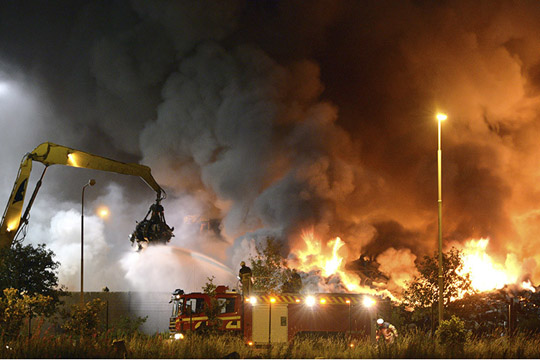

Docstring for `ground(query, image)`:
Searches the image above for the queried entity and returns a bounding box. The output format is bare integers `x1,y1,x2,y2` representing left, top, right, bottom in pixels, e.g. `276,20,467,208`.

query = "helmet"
240,261,246,266
377,318,384,326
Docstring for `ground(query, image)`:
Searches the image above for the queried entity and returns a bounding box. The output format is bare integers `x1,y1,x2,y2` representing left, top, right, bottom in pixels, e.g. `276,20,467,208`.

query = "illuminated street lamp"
97,206,109,219
436,113,447,326
81,179,96,304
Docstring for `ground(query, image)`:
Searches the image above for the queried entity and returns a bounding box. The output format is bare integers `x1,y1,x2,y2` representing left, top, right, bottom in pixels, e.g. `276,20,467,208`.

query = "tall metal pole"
81,179,95,305
347,300,351,336
437,114,446,326
268,301,272,344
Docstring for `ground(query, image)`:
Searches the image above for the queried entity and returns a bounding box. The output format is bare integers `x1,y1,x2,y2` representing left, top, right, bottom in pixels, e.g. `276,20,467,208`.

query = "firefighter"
239,261,252,296
376,318,398,344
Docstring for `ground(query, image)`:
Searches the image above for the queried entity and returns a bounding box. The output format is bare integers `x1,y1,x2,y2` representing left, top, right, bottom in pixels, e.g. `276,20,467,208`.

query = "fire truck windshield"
171,298,183,317
185,298,205,315
217,297,236,314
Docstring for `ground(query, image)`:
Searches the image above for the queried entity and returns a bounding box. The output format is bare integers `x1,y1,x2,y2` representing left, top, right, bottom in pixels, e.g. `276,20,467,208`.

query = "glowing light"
270,297,276,303
295,299,301,303
305,296,316,307
249,296,257,304
320,298,327,304
363,296,376,308
436,113,447,121
174,333,184,340
97,206,109,218
67,153,79,167
346,299,351,304
248,341,254,346
6,220,18,233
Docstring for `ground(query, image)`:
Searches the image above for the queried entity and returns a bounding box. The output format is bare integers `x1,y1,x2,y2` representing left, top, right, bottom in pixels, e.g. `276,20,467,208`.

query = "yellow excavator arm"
0,142,173,249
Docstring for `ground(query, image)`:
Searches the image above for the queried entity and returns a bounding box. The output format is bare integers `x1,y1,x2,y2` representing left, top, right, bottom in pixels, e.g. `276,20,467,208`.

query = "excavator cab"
130,198,174,250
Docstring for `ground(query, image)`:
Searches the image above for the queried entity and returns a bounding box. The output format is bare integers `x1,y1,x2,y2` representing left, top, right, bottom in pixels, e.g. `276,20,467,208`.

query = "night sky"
0,0,539,294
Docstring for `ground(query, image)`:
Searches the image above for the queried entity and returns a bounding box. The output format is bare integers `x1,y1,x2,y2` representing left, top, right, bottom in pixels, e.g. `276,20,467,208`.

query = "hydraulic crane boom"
0,142,173,249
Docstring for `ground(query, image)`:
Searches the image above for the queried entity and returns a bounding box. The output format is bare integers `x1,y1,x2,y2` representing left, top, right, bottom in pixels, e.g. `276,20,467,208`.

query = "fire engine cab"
169,286,376,344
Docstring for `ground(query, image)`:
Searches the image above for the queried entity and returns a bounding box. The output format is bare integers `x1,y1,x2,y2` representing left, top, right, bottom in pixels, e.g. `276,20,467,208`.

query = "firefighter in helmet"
376,318,398,343
239,261,252,296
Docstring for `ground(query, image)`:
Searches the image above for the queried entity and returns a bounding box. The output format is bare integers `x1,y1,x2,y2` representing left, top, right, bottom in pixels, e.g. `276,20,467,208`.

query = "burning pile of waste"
449,285,540,335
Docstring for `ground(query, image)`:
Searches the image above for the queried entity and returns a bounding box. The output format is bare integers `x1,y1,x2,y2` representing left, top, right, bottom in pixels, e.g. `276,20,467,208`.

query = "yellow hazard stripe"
181,316,208,321
251,294,365,304
180,315,240,322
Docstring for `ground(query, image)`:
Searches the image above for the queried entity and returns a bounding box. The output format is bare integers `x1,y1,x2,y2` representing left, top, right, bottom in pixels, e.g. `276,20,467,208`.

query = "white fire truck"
169,286,377,344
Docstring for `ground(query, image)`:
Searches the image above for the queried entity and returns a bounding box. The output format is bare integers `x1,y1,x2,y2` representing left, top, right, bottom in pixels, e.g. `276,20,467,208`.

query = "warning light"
320,298,327,305
306,296,316,307
363,296,376,308
270,297,276,303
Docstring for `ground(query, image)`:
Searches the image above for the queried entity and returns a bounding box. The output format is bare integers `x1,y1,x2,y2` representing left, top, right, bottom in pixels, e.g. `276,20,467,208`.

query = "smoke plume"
0,0,539,295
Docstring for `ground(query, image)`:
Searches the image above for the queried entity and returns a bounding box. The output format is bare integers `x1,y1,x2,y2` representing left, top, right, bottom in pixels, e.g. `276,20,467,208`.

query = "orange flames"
458,238,535,293
292,230,535,298
293,230,361,292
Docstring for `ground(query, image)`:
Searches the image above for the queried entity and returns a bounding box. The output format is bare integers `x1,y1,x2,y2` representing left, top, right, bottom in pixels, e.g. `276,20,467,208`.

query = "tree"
403,247,472,315
201,276,224,330
0,288,54,339
0,240,64,315
249,237,288,293
62,298,106,336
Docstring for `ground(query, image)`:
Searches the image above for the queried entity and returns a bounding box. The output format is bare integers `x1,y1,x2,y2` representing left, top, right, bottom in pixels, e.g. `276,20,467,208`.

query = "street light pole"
436,113,447,326
81,179,96,305
269,297,276,345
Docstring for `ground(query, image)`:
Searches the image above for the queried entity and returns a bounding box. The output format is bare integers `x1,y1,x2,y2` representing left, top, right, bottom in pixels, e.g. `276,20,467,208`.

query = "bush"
0,288,53,339
61,298,105,336
436,315,469,354
112,315,148,337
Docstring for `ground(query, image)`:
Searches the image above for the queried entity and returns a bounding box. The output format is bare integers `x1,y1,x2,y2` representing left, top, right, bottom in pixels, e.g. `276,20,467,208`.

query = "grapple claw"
130,199,174,249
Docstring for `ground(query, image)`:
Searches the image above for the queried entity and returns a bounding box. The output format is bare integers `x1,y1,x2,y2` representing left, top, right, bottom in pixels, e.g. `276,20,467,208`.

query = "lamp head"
436,113,447,122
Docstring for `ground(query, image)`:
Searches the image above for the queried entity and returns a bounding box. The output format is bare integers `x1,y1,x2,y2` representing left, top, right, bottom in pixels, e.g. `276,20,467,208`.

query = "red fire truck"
169,286,377,344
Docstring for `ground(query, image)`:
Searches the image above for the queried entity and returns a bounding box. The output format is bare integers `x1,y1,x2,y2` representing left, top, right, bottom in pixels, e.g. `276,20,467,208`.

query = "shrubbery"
436,315,470,355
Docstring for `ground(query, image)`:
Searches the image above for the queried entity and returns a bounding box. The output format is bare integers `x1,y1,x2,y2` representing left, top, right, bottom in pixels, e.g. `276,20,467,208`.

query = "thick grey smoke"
0,0,540,295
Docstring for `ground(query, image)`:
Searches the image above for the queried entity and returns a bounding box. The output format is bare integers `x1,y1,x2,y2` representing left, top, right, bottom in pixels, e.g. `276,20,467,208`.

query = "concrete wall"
31,291,172,335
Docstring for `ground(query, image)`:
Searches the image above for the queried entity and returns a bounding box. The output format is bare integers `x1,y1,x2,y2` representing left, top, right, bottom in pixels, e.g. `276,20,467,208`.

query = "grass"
1,330,540,358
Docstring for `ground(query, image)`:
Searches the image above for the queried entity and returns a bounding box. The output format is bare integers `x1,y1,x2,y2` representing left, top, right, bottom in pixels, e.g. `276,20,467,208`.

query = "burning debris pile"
449,286,540,335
